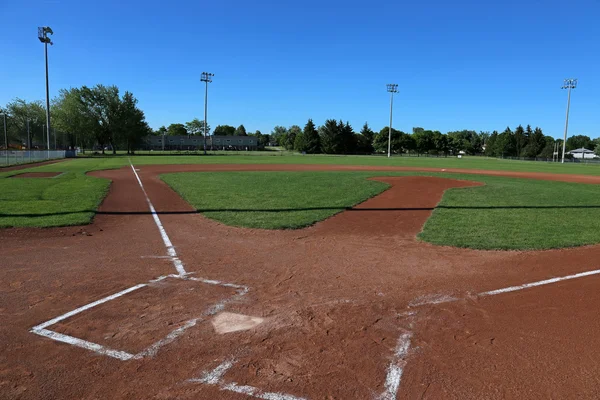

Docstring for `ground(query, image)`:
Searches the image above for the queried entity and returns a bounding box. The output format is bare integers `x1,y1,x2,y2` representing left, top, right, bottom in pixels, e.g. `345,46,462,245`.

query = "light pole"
201,72,214,155
561,78,577,164
0,110,7,165
38,26,53,158
386,84,398,158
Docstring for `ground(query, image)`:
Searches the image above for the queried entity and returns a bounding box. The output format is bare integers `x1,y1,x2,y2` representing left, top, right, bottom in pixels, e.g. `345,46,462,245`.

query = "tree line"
1,85,151,154
270,119,600,158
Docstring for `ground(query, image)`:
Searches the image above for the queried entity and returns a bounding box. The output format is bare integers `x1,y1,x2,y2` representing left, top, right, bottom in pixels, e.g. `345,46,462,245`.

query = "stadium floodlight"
560,78,577,164
0,110,7,164
386,84,399,158
200,72,214,155
38,27,54,158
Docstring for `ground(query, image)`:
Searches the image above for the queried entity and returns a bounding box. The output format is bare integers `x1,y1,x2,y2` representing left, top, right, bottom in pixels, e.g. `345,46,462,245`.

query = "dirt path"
2,164,600,399
0,159,65,173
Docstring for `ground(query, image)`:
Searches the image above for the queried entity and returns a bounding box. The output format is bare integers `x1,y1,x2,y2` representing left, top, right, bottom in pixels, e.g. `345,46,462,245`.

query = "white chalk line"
479,268,600,297
30,274,249,361
377,332,413,400
409,267,600,308
190,359,307,400
390,267,600,398
129,160,186,276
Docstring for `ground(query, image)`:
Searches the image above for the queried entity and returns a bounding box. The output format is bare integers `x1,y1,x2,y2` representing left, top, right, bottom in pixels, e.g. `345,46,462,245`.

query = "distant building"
143,135,259,151
566,148,597,159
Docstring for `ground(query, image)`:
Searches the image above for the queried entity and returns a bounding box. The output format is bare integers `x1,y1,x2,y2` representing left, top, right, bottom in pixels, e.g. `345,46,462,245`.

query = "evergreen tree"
302,119,321,154
359,122,375,153
514,125,525,157
340,121,356,153
319,119,341,154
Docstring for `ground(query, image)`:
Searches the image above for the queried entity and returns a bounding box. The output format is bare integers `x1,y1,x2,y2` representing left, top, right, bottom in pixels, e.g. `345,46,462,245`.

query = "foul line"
190,359,307,400
129,160,186,276
479,268,600,297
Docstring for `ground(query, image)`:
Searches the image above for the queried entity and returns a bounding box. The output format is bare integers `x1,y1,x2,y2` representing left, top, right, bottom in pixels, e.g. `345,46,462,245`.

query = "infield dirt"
2,164,600,399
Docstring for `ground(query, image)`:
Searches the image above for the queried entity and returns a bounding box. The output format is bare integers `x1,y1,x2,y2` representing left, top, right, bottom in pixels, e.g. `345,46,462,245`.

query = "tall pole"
201,72,214,155
3,113,7,165
45,41,51,157
561,78,577,164
39,27,54,158
204,79,208,154
27,119,30,149
386,84,398,158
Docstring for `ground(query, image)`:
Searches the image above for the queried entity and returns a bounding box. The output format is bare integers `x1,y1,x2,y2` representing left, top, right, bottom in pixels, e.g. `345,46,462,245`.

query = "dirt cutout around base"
11,172,62,178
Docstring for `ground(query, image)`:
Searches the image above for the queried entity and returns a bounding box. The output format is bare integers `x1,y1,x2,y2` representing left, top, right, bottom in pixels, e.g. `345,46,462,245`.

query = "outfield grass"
161,172,389,229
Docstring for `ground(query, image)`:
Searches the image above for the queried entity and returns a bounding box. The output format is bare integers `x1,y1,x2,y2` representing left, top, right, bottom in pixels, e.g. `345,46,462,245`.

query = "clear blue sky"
2,0,599,138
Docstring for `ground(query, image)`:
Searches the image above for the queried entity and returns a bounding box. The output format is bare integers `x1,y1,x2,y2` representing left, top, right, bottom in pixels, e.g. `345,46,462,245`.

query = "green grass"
418,173,600,250
162,170,600,250
0,170,109,228
161,171,389,229
3,155,600,250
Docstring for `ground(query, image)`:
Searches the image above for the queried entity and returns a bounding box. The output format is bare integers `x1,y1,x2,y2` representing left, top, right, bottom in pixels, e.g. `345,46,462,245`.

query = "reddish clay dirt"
0,159,65,173
2,164,600,399
10,172,62,178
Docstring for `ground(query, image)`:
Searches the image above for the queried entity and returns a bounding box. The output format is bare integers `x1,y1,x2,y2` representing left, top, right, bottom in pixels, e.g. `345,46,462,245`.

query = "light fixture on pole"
38,26,53,158
386,84,398,158
200,72,214,155
560,78,577,164
0,110,7,165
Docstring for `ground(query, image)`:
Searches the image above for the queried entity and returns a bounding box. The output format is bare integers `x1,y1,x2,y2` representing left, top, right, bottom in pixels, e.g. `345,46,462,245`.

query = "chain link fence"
0,150,68,167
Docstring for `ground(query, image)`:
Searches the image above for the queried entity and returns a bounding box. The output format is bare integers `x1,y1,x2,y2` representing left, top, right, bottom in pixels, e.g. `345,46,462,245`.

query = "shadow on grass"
3,204,600,218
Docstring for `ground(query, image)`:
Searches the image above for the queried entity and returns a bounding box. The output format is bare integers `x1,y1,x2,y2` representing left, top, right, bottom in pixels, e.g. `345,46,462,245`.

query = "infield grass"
161,171,389,229
162,171,600,250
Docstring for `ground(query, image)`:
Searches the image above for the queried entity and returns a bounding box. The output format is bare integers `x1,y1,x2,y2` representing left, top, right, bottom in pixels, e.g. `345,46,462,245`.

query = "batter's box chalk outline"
186,330,413,400
30,273,249,361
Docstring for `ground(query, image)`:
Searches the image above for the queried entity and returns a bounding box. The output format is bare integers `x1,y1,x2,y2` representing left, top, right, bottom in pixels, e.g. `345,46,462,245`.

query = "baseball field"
2,154,600,399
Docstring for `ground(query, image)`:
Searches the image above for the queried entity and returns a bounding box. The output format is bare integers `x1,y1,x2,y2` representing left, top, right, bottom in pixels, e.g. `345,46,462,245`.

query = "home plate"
211,312,264,334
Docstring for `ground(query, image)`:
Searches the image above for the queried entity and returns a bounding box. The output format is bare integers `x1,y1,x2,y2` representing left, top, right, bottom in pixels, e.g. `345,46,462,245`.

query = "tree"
167,123,188,136
339,121,356,153
566,135,594,152
283,125,302,150
433,131,449,155
373,127,413,154
52,88,89,150
213,125,236,136
5,98,46,148
270,126,287,146
294,132,307,152
496,127,516,157
319,119,342,154
302,119,321,154
514,125,525,157
115,91,152,154
521,127,546,158
413,129,435,155
484,131,499,156
185,119,209,136
154,126,167,136
358,122,374,153
235,124,247,136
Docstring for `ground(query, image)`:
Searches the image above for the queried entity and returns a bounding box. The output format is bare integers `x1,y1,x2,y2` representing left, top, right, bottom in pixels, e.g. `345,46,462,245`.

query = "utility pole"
201,72,214,155
27,119,31,149
386,84,398,158
38,27,54,158
1,111,7,165
561,78,577,163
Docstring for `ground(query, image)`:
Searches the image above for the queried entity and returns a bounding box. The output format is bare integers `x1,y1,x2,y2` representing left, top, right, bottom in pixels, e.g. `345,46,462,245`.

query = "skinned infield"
3,163,600,398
